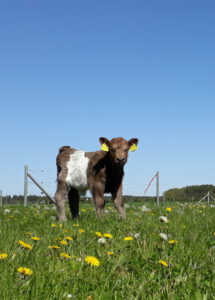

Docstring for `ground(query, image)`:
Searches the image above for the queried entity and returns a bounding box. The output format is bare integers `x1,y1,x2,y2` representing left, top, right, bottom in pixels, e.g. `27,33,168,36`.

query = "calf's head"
99,137,138,166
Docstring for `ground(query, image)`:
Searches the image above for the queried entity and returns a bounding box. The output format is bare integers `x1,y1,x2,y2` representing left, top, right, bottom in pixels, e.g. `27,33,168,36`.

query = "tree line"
164,184,215,202
1,195,51,205
1,185,214,205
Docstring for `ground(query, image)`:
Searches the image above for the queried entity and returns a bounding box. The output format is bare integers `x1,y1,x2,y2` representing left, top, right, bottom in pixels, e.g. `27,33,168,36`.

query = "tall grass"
0,202,215,299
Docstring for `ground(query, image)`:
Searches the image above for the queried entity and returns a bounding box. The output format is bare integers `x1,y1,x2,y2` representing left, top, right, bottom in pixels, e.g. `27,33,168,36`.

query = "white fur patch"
66,151,89,188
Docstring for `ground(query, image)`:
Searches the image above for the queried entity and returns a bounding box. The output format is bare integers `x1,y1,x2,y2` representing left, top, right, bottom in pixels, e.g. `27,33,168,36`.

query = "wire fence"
1,166,215,206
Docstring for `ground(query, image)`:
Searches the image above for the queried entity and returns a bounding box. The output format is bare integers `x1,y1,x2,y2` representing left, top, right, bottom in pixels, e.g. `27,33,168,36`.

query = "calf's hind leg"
68,187,79,219
55,182,68,222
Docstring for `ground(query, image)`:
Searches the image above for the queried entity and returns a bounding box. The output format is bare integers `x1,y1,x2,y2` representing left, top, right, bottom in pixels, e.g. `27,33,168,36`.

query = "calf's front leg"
112,184,126,219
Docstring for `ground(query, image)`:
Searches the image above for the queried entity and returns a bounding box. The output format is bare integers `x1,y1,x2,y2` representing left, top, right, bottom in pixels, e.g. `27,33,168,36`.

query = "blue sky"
1,0,215,197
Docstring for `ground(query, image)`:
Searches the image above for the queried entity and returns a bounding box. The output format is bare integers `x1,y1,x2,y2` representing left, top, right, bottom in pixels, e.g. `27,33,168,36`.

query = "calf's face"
99,137,138,166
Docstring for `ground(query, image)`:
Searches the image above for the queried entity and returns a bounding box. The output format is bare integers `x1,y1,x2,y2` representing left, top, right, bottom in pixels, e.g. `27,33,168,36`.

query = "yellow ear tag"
129,144,138,152
101,143,109,152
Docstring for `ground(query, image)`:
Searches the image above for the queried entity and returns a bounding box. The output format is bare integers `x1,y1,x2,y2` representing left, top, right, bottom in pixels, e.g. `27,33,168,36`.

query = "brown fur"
55,137,138,221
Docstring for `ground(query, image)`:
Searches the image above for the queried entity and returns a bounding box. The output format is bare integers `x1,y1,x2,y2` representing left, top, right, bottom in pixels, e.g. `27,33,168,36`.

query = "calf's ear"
99,137,110,152
128,138,139,151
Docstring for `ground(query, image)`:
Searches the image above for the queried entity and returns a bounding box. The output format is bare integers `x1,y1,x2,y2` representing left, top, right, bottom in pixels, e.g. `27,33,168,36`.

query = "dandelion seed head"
140,205,151,213
124,203,130,209
98,238,106,244
159,216,169,223
159,233,168,241
134,233,140,239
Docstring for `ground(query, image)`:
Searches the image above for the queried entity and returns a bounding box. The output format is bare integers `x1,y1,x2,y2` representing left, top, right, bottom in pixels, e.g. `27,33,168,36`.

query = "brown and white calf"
55,137,138,221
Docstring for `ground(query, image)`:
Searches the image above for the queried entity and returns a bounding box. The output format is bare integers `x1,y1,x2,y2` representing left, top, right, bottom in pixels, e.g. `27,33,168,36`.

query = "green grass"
0,202,215,300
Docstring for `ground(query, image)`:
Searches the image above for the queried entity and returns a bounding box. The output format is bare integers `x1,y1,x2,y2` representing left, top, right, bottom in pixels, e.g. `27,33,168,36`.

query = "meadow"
0,201,215,300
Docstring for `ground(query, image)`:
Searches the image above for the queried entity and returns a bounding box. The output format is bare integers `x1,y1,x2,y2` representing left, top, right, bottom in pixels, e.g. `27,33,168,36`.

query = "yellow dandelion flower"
85,256,100,267
60,252,71,259
18,241,33,250
168,240,178,244
31,237,41,241
51,224,57,227
107,251,114,255
159,260,169,267
60,240,68,245
17,267,33,275
103,233,113,239
123,236,134,241
48,245,60,249
59,224,63,228
0,253,8,260
79,229,85,233
95,232,103,237
64,236,73,241
165,207,172,212
73,224,79,227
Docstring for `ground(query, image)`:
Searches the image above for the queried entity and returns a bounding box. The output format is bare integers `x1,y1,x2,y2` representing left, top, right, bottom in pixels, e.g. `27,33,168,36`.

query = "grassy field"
0,201,215,300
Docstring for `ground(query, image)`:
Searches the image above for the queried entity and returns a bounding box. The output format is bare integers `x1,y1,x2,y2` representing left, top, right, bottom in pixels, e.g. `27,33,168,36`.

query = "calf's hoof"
58,216,67,222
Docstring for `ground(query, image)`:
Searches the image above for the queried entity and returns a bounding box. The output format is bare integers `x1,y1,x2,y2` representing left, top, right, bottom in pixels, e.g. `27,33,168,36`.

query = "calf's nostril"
116,158,125,163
